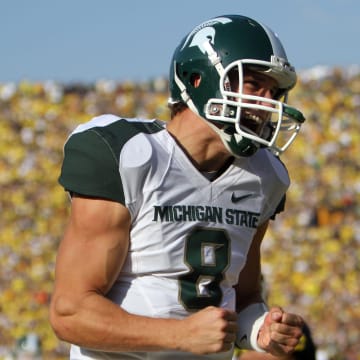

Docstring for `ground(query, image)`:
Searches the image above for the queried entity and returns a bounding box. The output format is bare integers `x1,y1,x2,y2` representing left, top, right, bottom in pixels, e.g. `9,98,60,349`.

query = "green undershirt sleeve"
58,129,125,204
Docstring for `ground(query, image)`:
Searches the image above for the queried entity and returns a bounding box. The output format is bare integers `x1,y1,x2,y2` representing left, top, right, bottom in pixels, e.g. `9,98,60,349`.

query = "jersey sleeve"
270,193,286,220
59,129,125,204
252,150,290,224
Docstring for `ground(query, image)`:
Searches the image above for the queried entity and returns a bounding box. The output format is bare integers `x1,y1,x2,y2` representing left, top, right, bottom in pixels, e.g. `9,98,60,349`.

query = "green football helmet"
169,15,305,157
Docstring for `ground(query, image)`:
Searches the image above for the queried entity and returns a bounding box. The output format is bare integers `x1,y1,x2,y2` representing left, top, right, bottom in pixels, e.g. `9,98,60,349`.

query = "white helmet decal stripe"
189,27,216,54
180,17,232,52
258,22,287,59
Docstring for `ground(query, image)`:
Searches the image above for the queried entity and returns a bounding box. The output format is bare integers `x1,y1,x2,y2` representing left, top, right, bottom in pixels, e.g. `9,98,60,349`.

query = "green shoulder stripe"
59,118,164,203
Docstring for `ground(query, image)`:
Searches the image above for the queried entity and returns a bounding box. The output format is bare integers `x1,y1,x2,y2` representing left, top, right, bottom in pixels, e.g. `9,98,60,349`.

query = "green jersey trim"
59,118,164,203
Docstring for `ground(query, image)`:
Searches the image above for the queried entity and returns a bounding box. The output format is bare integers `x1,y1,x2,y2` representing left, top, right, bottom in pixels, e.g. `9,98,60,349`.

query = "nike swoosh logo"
239,334,247,343
231,192,253,203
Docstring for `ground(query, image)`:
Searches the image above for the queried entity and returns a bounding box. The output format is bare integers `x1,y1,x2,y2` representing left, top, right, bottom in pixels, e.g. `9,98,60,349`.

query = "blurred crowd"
0,65,359,360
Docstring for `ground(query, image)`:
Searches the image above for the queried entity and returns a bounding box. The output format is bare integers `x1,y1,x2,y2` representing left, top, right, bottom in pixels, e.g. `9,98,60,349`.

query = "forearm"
50,291,182,352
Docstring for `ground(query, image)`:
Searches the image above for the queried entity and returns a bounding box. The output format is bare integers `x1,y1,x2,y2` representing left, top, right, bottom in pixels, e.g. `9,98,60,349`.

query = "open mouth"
240,112,266,135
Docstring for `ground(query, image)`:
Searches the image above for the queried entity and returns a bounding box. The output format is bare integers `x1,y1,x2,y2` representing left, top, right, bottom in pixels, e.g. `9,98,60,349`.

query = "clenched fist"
180,306,238,355
257,307,304,356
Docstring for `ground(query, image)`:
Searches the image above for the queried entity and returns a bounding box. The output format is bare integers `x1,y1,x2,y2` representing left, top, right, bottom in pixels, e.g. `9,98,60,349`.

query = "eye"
243,79,260,93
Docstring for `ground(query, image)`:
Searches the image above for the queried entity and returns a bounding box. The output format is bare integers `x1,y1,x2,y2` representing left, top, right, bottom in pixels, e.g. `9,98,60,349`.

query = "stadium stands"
0,67,358,359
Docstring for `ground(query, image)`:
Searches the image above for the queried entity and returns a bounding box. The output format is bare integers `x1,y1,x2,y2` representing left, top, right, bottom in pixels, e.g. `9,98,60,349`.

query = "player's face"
241,69,279,102
229,68,279,136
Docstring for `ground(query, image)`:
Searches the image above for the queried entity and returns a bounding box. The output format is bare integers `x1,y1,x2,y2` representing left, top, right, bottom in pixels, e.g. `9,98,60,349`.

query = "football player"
50,14,305,359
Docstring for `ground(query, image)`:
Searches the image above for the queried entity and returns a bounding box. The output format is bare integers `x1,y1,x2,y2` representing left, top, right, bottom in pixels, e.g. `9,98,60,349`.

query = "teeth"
243,113,262,123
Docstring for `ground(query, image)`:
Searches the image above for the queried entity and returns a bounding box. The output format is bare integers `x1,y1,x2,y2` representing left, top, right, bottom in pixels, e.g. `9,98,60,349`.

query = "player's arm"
234,221,303,356
234,220,269,311
237,350,291,360
50,195,175,351
49,195,237,354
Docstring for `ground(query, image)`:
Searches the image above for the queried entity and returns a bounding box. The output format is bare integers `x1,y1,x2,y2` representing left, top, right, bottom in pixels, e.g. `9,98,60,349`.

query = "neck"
166,109,233,172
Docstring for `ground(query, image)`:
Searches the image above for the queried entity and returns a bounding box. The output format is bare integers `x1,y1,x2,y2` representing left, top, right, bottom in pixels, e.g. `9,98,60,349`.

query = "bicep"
234,221,269,311
54,196,131,298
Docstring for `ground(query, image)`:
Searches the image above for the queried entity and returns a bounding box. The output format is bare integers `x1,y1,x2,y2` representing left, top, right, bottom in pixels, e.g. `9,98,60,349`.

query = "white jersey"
59,115,290,359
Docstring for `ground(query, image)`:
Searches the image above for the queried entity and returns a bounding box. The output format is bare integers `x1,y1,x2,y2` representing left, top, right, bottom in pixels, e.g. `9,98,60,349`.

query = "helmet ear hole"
190,73,201,88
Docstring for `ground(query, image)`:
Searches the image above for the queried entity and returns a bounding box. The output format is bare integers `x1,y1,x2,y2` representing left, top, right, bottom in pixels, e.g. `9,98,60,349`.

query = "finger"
221,341,235,352
267,328,303,356
224,332,237,344
224,310,237,321
268,341,296,357
268,330,301,356
271,322,303,339
225,321,238,335
271,311,283,323
281,312,304,327
267,340,289,356
270,328,302,345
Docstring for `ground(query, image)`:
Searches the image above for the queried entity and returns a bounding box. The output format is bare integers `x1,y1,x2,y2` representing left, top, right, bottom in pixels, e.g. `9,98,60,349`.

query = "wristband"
235,302,269,352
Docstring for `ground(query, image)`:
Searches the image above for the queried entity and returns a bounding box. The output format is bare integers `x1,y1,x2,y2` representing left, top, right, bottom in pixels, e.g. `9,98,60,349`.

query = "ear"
190,73,201,88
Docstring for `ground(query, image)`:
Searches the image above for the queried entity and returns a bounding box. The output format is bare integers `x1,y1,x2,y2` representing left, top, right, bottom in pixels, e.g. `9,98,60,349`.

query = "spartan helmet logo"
180,17,232,54
189,27,216,54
